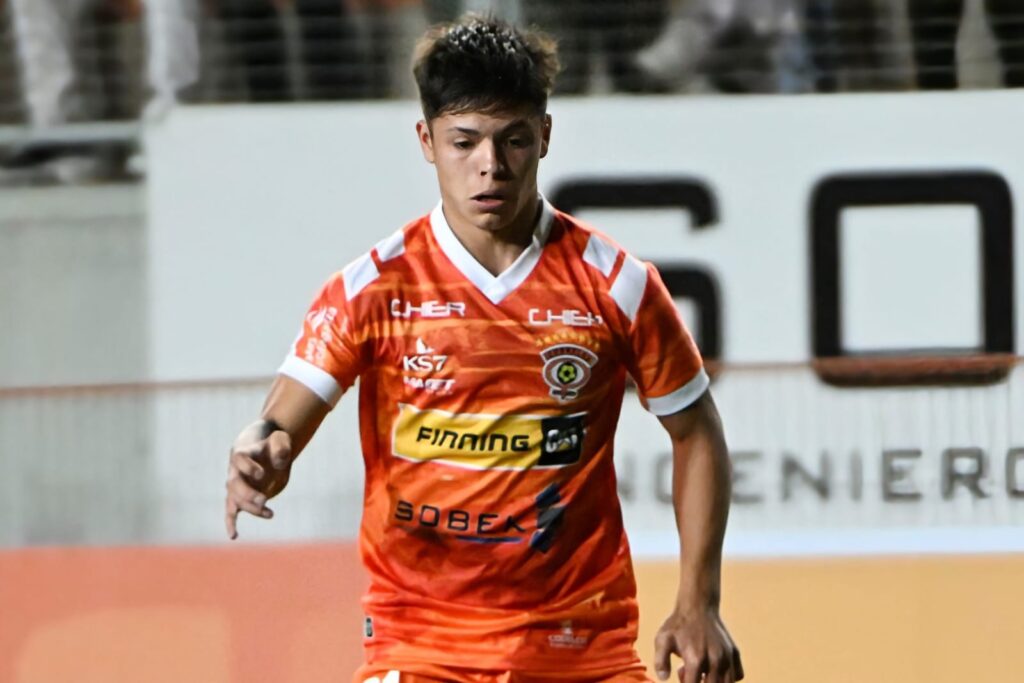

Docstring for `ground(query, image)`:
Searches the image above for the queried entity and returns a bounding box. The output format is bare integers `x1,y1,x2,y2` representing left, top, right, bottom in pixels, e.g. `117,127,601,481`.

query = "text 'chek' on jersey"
279,197,709,671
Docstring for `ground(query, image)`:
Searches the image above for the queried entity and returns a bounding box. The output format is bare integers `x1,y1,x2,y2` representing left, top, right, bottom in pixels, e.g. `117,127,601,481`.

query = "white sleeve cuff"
277,356,343,407
643,367,710,416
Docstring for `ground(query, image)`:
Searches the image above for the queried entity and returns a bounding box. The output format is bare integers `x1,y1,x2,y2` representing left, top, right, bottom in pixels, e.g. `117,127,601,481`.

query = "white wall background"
146,91,1024,381
0,186,146,386
133,92,1024,556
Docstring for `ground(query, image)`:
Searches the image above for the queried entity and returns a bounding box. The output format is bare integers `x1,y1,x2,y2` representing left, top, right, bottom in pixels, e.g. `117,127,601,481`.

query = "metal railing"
3,358,1022,549
2,1,1024,137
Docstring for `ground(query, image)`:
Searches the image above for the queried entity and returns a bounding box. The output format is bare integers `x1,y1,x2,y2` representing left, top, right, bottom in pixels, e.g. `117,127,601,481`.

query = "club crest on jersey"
541,344,598,401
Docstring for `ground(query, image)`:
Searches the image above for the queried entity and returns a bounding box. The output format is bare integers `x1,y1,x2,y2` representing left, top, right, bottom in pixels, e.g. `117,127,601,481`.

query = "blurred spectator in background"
5,0,138,179
7,0,133,127
639,0,805,94
803,0,881,91
421,0,518,25
4,0,199,180
144,0,200,117
353,0,429,99
522,0,672,93
218,0,367,101
909,0,1024,89
698,0,791,93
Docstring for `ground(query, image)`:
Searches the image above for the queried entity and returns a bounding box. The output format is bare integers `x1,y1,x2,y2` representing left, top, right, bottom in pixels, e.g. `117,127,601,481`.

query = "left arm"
652,391,744,683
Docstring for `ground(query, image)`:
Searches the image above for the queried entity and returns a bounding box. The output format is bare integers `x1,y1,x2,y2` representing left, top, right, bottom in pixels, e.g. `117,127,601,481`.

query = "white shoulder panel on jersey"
582,233,618,277
609,254,648,323
342,252,379,301
644,367,710,416
374,229,405,262
278,355,343,407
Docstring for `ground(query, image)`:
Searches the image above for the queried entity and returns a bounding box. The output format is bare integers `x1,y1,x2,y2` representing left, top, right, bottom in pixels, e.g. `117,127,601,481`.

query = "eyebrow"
447,120,532,136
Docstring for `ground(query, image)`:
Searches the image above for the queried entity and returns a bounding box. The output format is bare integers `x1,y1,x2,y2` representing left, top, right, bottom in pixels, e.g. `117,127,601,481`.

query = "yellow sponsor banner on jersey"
392,404,585,470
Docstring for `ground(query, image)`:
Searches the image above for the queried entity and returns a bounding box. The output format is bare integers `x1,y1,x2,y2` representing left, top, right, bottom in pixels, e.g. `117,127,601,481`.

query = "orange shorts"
354,662,653,683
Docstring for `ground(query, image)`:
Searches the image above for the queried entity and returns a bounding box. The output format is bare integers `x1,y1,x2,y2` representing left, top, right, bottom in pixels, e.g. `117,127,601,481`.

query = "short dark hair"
412,14,559,121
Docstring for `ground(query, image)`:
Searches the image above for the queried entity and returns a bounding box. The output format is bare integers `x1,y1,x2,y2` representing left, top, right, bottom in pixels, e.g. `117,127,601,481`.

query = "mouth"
473,190,503,197
472,190,508,202
470,191,509,213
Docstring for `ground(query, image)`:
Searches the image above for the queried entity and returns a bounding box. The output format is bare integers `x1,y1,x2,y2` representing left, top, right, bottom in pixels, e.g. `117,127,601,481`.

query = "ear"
539,114,552,159
416,120,435,164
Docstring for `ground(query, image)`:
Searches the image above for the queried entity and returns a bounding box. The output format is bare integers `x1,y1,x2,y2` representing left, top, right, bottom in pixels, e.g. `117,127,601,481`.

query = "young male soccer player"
225,14,743,683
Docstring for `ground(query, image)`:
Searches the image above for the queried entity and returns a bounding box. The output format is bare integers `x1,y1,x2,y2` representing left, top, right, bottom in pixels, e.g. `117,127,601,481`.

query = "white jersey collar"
429,195,555,305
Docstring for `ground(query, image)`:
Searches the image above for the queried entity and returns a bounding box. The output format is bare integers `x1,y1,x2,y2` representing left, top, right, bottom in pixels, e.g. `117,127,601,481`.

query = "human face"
417,106,551,239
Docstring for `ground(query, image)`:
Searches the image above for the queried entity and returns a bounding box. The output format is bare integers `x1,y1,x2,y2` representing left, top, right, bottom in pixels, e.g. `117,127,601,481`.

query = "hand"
224,429,293,540
654,606,744,683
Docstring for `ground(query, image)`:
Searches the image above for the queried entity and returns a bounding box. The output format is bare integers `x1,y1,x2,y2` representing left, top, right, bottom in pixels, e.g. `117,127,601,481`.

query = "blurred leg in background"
8,0,91,128
363,1,393,97
143,0,200,118
91,0,139,121
833,0,880,90
422,0,461,24
984,0,1024,87
422,0,519,25
521,0,591,94
220,0,290,100
697,0,779,94
295,0,366,99
908,0,963,89
5,0,135,181
596,0,671,92
522,0,671,94
803,0,837,91
804,0,881,92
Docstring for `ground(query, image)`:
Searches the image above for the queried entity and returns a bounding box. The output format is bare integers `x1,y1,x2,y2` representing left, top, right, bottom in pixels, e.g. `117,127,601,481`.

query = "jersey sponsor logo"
402,338,448,372
540,344,598,401
392,483,568,547
402,338,455,394
531,483,564,552
528,308,604,328
394,499,527,540
548,620,588,650
403,376,456,393
392,404,585,470
306,305,337,333
390,298,466,319
301,306,339,365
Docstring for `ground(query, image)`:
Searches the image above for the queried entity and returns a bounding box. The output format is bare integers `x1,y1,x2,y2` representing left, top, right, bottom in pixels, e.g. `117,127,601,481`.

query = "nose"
478,139,507,177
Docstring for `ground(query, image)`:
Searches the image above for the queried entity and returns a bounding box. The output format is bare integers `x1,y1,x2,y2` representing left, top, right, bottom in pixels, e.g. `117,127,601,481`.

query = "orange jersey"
280,198,707,672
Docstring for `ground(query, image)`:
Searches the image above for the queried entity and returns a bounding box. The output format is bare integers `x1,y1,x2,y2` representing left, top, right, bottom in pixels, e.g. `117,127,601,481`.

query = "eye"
453,140,473,150
507,137,531,148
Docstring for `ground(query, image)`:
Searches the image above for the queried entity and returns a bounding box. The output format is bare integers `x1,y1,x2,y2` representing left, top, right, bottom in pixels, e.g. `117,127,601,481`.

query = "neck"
443,195,542,277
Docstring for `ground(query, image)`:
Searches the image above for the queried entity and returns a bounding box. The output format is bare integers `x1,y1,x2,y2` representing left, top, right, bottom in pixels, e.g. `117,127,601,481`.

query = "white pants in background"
8,0,90,127
8,0,199,127
143,0,200,119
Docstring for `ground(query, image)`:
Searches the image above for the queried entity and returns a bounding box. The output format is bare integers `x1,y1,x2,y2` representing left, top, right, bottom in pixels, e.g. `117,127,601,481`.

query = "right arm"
224,374,331,539
226,267,368,538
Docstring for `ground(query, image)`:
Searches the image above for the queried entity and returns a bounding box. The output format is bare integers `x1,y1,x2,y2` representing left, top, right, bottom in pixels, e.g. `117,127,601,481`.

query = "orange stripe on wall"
3,546,1023,681
0,544,366,683
635,556,1024,682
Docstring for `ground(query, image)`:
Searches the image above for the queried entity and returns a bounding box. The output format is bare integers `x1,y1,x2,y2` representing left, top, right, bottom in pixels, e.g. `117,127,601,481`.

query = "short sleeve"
625,262,709,416
277,273,368,407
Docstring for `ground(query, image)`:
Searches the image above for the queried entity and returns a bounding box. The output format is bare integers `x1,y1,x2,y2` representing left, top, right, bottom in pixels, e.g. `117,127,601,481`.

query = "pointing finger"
225,498,239,540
